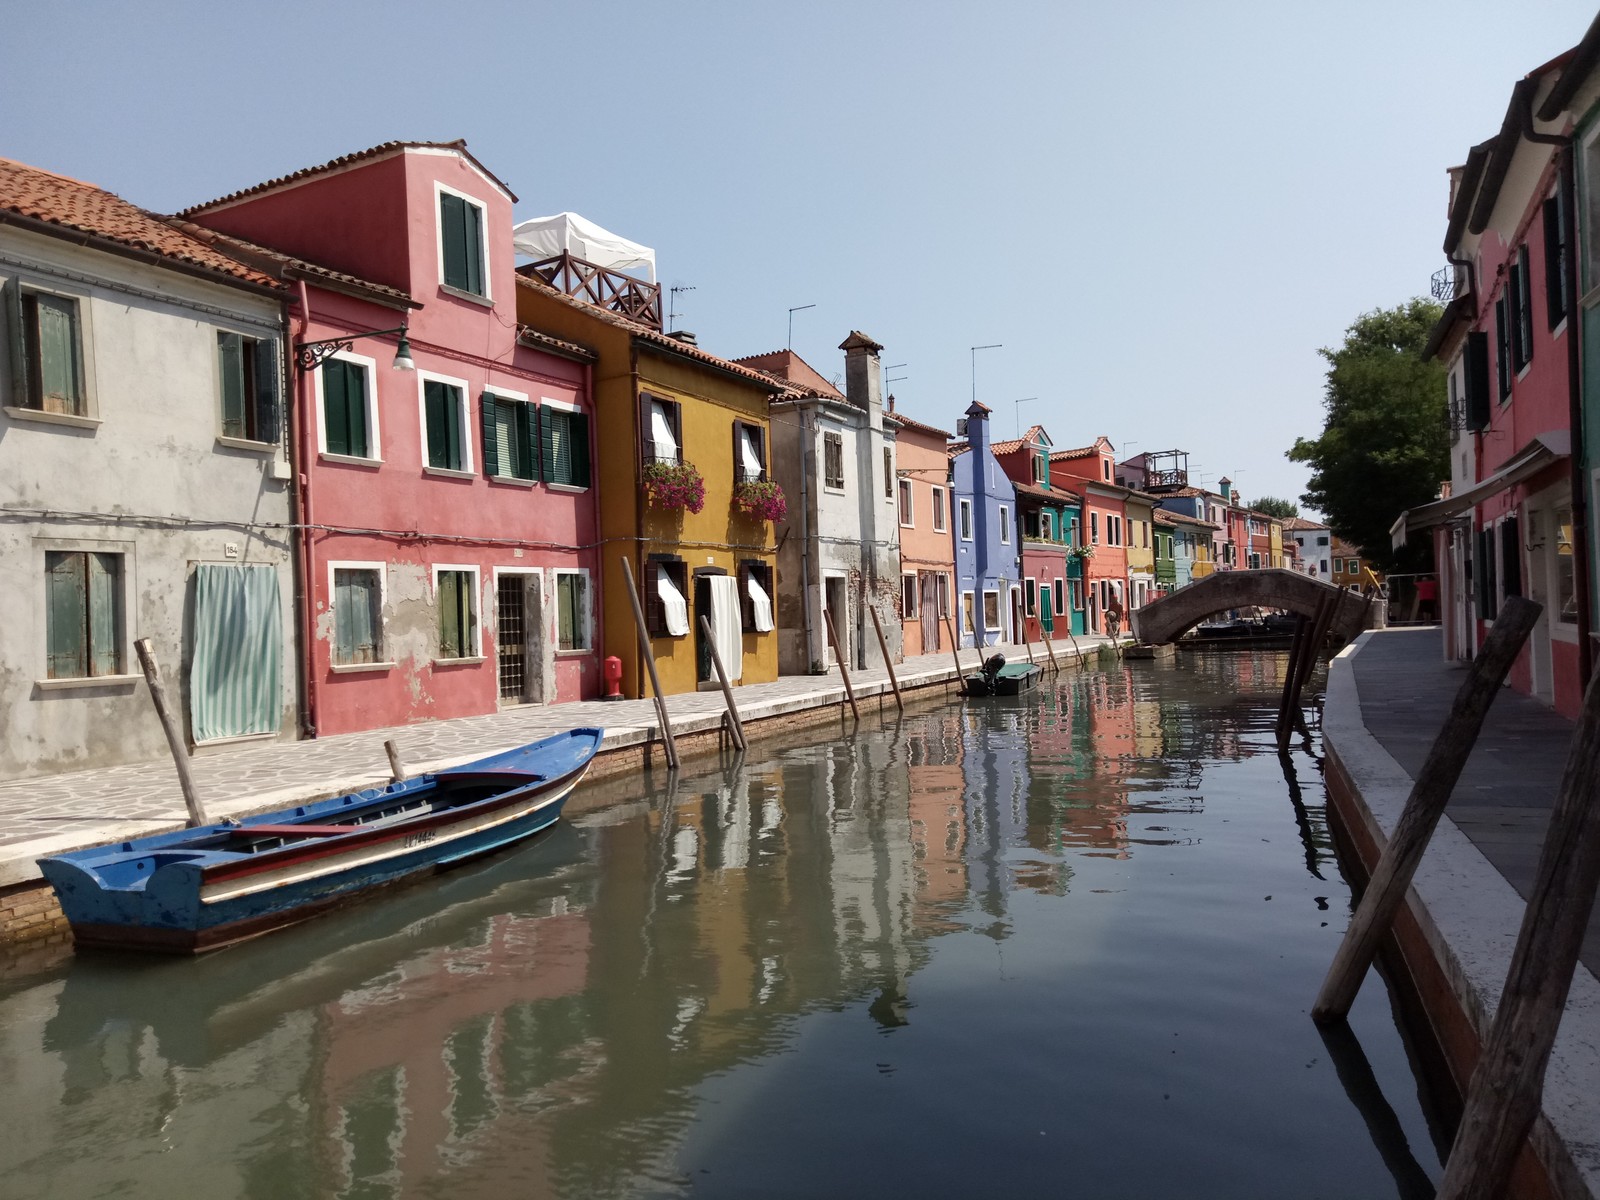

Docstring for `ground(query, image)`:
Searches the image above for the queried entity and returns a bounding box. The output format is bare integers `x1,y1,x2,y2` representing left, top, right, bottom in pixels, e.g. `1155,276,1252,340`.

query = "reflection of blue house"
949,401,1019,647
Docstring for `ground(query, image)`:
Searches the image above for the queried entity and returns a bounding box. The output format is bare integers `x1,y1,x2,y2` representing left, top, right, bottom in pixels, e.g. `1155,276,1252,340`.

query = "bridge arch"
1130,569,1370,645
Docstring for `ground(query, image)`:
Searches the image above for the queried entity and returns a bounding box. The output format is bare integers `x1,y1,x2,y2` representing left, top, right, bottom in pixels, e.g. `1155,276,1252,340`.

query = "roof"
167,220,417,308
517,326,598,363
1538,13,1600,120
516,272,786,393
732,348,845,400
989,425,1048,457
1281,516,1329,531
838,330,883,353
180,140,517,215
1050,443,1099,461
947,440,968,459
1153,509,1217,530
885,408,953,439
0,156,280,289
1011,480,1077,506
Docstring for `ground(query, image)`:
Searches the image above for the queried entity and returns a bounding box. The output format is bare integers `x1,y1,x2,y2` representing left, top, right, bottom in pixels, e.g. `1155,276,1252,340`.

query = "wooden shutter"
738,561,754,632
218,332,246,438
425,381,452,469
541,405,557,483
441,193,469,291
1495,298,1510,398
515,399,536,480
87,553,120,675
1545,194,1568,328
45,551,87,679
1464,331,1491,430
644,560,664,636
324,360,365,456
1516,245,1533,366
465,201,484,295
439,570,461,657
480,392,500,478
1501,517,1522,598
34,293,79,413
570,410,590,487
254,337,282,446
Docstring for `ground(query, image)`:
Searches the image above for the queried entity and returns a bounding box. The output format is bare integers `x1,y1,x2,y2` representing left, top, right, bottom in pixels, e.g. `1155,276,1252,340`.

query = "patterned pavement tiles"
0,636,1116,886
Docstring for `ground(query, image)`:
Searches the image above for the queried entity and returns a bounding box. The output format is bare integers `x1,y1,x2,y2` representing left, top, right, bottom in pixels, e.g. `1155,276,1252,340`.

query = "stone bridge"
1130,569,1370,645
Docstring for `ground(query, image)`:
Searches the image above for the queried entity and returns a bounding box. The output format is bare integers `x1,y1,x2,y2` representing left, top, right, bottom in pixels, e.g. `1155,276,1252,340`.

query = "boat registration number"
403,829,438,849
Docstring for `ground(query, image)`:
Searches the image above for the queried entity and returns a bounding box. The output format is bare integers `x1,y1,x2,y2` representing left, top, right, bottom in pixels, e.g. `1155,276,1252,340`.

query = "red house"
183,141,602,736
1051,436,1129,633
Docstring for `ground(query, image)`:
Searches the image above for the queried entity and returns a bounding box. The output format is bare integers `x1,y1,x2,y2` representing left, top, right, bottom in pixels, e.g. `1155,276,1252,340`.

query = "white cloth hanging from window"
709,574,743,682
746,573,774,632
657,570,689,636
740,426,762,479
650,401,678,463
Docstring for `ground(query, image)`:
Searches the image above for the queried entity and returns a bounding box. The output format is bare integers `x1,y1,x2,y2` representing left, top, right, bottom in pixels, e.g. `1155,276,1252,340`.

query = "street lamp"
296,325,415,372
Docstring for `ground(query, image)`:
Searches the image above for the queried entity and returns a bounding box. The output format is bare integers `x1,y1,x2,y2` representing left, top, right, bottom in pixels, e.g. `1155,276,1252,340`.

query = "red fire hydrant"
602,655,624,701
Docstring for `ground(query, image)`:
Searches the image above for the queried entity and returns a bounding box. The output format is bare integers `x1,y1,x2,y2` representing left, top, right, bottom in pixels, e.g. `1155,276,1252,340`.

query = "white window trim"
998,504,1011,545
898,478,915,528
8,274,100,421
550,566,594,654
982,588,1001,631
416,369,475,477
434,180,492,303
431,563,483,661
959,498,974,541
902,572,919,618
541,394,591,491
960,590,976,633
315,349,382,463
822,430,846,493
1024,576,1037,615
931,484,948,533
326,560,393,671
483,384,534,482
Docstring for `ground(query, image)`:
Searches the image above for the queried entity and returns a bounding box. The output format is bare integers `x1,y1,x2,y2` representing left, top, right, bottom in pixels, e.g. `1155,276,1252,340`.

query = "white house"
1283,516,1333,579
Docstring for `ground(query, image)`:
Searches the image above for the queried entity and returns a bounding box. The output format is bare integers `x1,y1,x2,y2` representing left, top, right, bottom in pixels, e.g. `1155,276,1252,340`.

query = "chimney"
668,330,698,346
840,330,884,418
1218,476,1232,503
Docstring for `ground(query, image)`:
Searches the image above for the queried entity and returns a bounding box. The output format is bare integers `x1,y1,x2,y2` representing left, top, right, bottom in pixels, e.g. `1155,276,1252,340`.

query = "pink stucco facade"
889,410,957,658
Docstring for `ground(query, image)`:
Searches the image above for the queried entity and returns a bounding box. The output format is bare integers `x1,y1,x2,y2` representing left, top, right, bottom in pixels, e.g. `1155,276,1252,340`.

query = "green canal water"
0,653,1448,1199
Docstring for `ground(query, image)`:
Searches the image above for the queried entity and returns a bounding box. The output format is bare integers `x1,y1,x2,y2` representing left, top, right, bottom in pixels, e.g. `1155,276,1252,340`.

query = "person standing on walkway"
1415,574,1438,623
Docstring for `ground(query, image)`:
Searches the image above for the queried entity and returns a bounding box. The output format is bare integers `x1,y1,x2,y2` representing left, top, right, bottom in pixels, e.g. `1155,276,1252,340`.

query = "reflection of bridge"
1131,569,1370,645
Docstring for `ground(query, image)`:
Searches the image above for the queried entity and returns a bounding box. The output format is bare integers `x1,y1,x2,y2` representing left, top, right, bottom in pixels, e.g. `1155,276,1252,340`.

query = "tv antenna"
668,284,696,333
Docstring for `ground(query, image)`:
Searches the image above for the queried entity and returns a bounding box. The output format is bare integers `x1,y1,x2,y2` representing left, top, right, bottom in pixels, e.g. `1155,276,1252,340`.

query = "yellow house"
1124,491,1157,607
515,271,782,697
1268,517,1285,568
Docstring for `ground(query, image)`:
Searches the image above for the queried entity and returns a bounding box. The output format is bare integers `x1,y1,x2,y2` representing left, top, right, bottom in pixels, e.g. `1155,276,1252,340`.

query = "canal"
0,652,1447,1199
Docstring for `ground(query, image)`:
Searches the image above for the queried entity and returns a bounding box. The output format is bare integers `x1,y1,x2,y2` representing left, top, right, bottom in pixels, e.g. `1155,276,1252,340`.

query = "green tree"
1288,299,1446,573
1250,496,1299,519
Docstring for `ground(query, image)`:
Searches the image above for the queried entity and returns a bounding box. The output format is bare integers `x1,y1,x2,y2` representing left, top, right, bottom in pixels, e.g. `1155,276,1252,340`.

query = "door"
189,563,281,742
497,573,545,704
919,572,939,653
824,575,848,665
695,575,713,682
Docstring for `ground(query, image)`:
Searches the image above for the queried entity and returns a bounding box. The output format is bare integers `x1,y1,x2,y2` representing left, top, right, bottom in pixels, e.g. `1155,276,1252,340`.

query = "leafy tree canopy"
1250,496,1299,519
1287,298,1446,573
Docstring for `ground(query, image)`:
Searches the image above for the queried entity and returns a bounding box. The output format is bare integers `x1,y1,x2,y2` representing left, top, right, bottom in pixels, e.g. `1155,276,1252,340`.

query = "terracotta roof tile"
884,410,953,439
0,157,280,289
1049,443,1099,461
1280,516,1328,531
517,326,598,363
947,440,969,459
733,348,845,400
166,220,416,308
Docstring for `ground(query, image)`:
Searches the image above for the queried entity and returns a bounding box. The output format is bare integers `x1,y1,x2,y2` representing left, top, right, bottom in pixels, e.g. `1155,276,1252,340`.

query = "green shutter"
88,553,119,675
557,574,579,650
425,381,451,469
218,332,245,438
45,551,87,679
515,399,536,480
35,293,80,413
540,406,557,483
480,392,500,477
441,192,469,291
324,360,350,455
464,200,484,295
334,569,379,664
254,337,281,446
570,410,590,488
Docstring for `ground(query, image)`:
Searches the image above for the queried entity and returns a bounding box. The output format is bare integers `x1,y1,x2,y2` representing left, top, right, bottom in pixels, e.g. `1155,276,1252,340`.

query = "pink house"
182,141,602,736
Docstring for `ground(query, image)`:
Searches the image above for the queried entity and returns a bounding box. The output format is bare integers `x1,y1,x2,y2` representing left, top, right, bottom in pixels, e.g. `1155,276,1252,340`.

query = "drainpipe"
798,403,817,669
630,343,646,699
1521,103,1593,687
294,280,319,738
584,357,602,696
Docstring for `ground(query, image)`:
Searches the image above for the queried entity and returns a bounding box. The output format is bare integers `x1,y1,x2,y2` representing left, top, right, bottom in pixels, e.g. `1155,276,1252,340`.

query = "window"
1509,245,1533,371
932,485,948,532
1495,296,1511,400
1141,521,1149,549
44,550,123,678
645,559,689,637
217,331,281,444
959,498,973,540
1053,578,1064,615
884,446,894,499
961,591,975,633
999,505,1010,544
898,478,914,526
1556,507,1576,624
320,355,379,460
482,391,536,481
982,590,1000,630
734,421,766,483
824,431,845,489
1031,454,1045,484
7,282,88,415
554,570,591,651
542,404,591,488
937,573,951,617
1102,459,1110,481
1024,578,1036,615
435,568,480,659
1091,512,1100,544
420,375,469,472
739,560,775,632
902,573,918,619
643,395,682,465
1042,512,1053,541
438,186,487,298
1545,190,1569,328
1316,535,1329,546
332,566,384,665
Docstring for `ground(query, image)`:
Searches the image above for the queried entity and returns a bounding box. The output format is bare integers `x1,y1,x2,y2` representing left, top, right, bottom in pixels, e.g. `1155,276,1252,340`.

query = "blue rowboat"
37,727,604,955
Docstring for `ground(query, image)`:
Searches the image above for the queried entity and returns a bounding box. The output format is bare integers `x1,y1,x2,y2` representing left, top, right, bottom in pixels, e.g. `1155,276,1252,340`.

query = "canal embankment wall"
0,636,1123,952
1322,631,1600,1200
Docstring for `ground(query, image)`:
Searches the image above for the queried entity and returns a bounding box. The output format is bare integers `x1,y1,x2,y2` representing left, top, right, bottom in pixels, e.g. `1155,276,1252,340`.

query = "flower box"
642,460,706,514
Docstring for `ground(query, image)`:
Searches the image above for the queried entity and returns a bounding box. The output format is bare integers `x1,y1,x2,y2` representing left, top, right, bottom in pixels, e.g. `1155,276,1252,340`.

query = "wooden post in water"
1041,625,1061,675
134,637,208,828
384,739,408,781
824,609,860,720
943,614,966,680
868,603,903,712
1275,609,1316,750
1434,662,1600,1199
1278,593,1336,749
620,555,680,771
698,614,747,752
1312,596,1541,1024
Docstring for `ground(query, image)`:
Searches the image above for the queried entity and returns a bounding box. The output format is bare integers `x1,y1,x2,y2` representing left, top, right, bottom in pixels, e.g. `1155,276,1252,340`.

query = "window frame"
42,547,128,683
931,484,948,532
327,560,390,671
737,559,775,633
541,396,592,490
435,181,491,302
316,350,382,464
998,504,1010,545
417,369,474,477
432,564,483,662
644,557,690,639
733,419,767,484
1024,577,1037,616
551,567,593,652
959,497,974,541
4,275,99,426
215,328,283,449
898,478,915,527
482,386,537,483
1053,577,1064,616
883,446,894,500
982,589,1001,631
902,572,918,619
823,430,845,491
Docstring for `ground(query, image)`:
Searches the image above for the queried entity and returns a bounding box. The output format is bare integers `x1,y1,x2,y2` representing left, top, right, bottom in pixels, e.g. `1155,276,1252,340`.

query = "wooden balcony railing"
524,251,663,329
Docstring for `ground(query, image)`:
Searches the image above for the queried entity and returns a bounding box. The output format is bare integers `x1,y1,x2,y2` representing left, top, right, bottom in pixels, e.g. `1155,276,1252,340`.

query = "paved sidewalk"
0,634,1114,887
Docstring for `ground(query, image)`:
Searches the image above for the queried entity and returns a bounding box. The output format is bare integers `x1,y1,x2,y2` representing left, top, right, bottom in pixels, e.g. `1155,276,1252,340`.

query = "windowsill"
216,434,277,453
824,485,846,494
432,656,485,667
555,648,592,658
321,452,384,468
488,474,537,488
424,466,477,480
35,674,140,692
546,482,590,494
1552,317,1568,339
439,284,493,308
330,661,396,674
5,406,99,430
900,523,915,530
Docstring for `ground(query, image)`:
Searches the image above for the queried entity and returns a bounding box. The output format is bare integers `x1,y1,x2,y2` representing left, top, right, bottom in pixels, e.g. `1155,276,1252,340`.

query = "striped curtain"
190,564,282,742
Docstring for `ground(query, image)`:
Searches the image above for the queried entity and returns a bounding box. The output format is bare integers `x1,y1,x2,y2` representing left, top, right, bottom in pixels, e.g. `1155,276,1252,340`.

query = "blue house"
949,401,1019,647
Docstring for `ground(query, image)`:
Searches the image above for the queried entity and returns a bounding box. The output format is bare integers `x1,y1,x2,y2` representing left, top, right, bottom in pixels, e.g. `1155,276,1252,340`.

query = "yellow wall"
1125,496,1155,577
517,280,778,697
1268,521,1284,568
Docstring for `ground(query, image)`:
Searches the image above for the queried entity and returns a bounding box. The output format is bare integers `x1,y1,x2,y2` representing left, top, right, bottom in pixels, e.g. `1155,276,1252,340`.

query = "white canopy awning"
512,212,656,283
1390,431,1570,548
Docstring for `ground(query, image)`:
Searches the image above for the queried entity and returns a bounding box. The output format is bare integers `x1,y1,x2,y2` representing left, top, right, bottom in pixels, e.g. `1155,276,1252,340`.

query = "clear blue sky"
3,0,1592,516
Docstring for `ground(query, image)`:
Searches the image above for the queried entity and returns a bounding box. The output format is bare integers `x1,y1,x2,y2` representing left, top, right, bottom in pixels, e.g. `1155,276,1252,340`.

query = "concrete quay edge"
1323,631,1600,1198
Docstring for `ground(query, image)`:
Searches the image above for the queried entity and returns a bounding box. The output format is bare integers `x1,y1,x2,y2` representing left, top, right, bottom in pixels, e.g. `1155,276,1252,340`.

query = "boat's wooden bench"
235,823,353,838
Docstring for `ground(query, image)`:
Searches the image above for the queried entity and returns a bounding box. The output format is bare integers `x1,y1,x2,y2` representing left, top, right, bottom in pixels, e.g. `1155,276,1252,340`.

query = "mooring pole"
1274,613,1311,750
1041,623,1061,674
134,637,209,828
698,614,747,752
867,602,903,712
1312,596,1541,1024
384,739,408,782
620,555,680,771
824,609,860,720
943,613,966,680
1435,662,1600,1199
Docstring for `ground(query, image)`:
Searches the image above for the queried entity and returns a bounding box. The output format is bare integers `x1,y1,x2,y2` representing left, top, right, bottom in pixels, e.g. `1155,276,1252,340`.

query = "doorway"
496,571,545,704
824,575,849,665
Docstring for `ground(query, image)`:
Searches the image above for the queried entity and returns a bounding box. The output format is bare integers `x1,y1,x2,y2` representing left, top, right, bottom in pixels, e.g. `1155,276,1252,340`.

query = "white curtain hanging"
709,575,744,682
658,571,689,636
650,401,678,463
746,574,774,633
740,426,762,479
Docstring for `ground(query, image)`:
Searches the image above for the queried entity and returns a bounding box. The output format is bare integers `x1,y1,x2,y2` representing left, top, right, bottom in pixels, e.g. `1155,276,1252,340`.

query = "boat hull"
38,728,602,955
962,664,1042,696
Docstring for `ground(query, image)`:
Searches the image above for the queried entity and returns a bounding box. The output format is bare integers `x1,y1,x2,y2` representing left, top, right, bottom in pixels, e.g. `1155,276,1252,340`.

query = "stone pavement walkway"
0,634,1115,887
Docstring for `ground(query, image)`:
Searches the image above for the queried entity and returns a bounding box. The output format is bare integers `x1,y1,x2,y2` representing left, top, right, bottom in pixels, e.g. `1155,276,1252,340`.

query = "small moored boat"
38,727,604,954
962,654,1042,697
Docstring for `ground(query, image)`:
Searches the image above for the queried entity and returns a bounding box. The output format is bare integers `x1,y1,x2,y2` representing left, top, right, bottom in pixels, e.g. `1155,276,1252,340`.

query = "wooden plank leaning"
698,614,747,752
1434,655,1600,1200
1040,625,1061,675
385,739,408,782
867,602,903,712
943,614,965,681
1311,594,1540,1024
620,555,680,771
1274,612,1311,750
824,609,860,721
134,637,209,828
